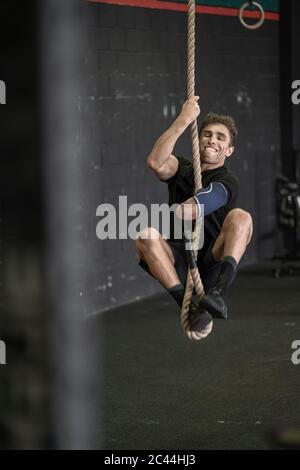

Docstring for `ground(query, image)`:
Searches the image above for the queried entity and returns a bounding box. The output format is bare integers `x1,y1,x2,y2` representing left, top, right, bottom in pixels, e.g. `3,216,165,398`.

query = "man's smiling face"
199,123,234,165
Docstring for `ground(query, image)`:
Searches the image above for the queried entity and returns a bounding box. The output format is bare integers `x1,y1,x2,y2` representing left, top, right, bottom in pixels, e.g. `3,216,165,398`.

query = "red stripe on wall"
87,0,280,21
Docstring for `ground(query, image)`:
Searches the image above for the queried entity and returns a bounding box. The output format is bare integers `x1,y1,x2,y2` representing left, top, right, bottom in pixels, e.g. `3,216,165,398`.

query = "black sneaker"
187,299,213,340
198,287,228,319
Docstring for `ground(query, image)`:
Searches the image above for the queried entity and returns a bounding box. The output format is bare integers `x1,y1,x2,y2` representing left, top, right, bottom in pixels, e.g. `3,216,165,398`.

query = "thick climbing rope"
180,0,206,340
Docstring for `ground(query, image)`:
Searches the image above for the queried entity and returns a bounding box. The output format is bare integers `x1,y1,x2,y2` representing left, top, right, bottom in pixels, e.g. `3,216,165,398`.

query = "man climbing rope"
135,96,253,339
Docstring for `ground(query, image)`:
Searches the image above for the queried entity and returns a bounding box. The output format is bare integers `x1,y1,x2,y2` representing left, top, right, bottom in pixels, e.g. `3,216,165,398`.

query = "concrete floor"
89,262,300,450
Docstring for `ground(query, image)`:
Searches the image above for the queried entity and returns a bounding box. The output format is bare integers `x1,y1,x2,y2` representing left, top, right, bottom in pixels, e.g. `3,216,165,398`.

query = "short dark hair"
199,113,238,146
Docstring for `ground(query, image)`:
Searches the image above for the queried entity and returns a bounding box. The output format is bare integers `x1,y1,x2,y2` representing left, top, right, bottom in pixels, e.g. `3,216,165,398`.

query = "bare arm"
147,96,200,181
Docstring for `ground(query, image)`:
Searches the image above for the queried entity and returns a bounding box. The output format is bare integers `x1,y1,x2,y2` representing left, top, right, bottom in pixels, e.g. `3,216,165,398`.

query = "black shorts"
138,240,222,292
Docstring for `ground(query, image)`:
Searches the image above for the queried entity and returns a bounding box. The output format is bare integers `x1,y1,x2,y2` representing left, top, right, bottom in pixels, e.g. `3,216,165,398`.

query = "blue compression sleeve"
193,182,229,217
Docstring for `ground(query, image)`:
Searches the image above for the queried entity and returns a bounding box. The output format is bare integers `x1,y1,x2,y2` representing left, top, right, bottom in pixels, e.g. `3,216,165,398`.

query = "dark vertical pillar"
0,0,51,449
41,0,100,449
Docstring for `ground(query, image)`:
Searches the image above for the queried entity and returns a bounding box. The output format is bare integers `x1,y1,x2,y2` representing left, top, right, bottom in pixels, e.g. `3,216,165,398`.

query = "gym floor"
89,262,300,450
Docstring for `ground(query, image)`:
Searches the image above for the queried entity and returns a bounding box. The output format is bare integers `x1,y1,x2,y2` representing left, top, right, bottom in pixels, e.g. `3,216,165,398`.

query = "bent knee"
136,227,161,242
135,227,161,255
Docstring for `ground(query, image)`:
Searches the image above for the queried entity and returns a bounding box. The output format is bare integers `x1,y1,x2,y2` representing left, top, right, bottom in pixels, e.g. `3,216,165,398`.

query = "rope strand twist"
180,0,205,340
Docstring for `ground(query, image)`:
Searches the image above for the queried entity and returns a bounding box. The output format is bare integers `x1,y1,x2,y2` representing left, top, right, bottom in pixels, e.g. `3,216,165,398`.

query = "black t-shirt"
163,156,239,251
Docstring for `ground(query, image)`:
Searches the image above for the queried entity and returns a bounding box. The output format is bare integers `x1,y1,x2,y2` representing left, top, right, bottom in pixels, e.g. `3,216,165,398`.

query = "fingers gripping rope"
180,0,207,341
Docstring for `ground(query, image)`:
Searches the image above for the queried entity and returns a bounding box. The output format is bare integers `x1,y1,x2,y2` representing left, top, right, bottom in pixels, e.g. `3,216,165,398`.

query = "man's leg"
136,227,213,340
199,209,253,318
212,208,253,263
135,227,179,289
136,227,187,307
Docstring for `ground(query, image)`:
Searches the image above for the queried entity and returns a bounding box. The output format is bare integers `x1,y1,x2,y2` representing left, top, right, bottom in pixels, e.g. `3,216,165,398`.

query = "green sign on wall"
170,0,279,13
